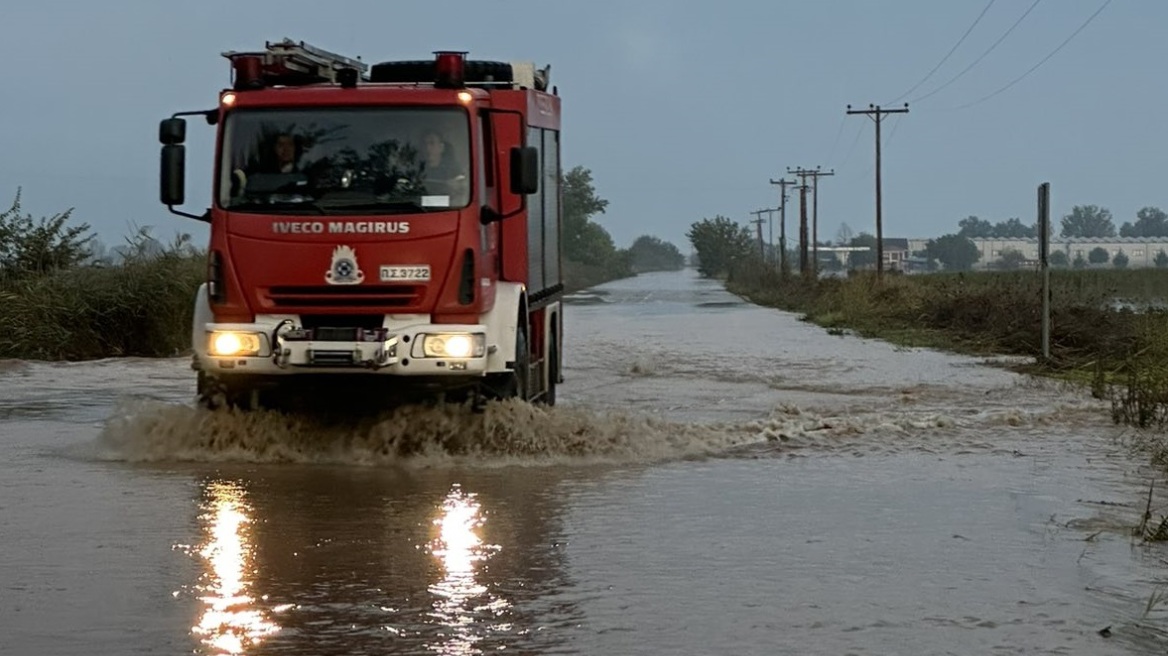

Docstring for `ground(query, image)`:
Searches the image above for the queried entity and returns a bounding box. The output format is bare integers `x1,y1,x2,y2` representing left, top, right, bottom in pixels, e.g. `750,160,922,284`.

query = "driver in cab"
418,129,467,200
229,132,304,200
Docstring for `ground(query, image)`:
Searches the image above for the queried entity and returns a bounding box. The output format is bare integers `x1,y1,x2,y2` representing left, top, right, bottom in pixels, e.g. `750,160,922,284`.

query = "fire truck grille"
265,285,422,308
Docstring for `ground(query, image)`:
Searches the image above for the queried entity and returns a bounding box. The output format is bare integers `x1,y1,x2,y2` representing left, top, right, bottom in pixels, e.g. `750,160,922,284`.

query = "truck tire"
513,326,530,402
196,372,260,411
196,371,225,410
544,331,557,406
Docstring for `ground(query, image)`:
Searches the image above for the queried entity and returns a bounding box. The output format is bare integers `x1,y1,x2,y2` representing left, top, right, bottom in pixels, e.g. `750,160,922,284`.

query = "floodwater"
3,268,1168,655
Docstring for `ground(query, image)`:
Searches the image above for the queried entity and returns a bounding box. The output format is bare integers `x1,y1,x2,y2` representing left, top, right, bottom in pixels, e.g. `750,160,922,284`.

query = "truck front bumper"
194,320,491,377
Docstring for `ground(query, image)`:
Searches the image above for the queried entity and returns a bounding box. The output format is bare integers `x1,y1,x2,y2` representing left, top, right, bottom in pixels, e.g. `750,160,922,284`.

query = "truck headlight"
421,333,485,358
208,331,263,357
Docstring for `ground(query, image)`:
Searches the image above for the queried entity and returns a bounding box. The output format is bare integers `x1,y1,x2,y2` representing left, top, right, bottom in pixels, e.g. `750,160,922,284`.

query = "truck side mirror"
161,144,186,206
510,146,539,195
159,117,186,145
157,113,211,222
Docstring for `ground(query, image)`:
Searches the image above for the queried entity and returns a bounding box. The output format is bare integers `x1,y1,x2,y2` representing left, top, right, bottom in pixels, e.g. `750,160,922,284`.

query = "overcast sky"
1,0,1161,252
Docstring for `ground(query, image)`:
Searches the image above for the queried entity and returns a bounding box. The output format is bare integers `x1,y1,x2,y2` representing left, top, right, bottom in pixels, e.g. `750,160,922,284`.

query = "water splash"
90,398,763,467
85,387,1110,468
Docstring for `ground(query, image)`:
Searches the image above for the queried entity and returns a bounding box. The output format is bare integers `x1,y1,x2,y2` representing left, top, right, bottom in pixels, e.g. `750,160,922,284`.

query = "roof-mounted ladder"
222,38,368,87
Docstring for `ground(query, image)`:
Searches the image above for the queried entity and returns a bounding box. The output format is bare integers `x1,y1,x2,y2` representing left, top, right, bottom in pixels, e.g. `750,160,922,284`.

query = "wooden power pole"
789,167,834,276
749,210,767,261
769,177,797,275
787,167,814,277
846,103,909,280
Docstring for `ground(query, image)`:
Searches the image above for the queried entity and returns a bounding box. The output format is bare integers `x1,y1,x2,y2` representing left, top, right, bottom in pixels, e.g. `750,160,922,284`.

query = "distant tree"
562,166,610,261
1088,246,1110,265
991,218,1036,239
1061,205,1116,238
627,235,685,272
0,187,94,278
995,248,1028,270
686,215,754,278
559,166,634,282
847,232,878,268
1157,250,1168,268
570,221,619,266
957,216,993,239
1113,250,1129,268
924,233,979,271
1073,253,1087,269
1049,250,1069,268
835,222,854,245
1119,206,1168,238
85,236,115,267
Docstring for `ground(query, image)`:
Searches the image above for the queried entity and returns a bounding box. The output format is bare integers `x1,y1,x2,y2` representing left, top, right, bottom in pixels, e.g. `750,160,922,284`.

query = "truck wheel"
196,371,225,410
197,372,260,411
513,327,530,401
544,331,557,406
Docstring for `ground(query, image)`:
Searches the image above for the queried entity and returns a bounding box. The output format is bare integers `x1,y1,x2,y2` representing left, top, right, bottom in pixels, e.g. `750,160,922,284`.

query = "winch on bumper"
195,321,490,376
275,326,398,368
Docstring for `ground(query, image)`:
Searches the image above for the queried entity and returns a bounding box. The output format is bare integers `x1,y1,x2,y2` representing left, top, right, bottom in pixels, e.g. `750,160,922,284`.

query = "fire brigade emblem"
325,245,364,285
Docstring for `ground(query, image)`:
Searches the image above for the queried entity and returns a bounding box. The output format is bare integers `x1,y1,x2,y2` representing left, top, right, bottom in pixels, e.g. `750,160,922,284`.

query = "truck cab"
158,40,564,409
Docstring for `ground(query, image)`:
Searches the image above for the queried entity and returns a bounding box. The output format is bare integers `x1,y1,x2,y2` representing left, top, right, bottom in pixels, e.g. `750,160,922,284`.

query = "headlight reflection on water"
189,481,280,654
424,484,508,655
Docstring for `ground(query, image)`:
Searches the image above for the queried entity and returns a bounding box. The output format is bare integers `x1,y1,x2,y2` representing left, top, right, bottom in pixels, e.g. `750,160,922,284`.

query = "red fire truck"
158,40,563,409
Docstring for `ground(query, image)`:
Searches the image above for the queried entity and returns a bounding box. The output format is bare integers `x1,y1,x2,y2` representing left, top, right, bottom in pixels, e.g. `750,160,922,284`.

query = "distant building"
971,237,1168,269
883,238,910,270
902,236,1168,270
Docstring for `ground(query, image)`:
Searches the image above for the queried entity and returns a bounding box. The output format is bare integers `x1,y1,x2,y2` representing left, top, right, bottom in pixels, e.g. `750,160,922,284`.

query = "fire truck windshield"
218,107,471,215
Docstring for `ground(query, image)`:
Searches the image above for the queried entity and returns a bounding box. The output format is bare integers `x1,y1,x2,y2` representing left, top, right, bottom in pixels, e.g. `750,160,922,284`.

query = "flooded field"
3,269,1168,654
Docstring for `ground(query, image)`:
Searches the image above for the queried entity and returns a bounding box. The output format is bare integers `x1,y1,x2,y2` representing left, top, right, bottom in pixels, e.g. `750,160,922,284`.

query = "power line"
910,0,1043,104
824,116,847,165
849,114,903,182
885,114,905,146
837,121,866,170
885,0,997,105
948,0,1113,110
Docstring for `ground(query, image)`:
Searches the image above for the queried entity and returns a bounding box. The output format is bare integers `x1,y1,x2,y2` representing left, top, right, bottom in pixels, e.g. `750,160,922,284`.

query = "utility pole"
767,208,774,264
766,208,778,265
811,168,834,275
846,103,909,280
787,167,814,277
789,167,834,277
769,177,797,275
749,210,767,261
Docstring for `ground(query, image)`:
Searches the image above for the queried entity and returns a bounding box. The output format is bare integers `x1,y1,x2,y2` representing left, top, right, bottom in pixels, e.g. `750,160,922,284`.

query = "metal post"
1039,182,1051,362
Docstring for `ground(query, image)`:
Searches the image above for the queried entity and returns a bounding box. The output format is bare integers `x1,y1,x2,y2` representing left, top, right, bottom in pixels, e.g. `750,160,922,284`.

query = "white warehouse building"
905,237,1168,269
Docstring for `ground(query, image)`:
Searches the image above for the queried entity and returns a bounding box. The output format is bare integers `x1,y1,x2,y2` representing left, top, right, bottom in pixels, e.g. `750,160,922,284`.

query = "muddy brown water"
3,269,1168,654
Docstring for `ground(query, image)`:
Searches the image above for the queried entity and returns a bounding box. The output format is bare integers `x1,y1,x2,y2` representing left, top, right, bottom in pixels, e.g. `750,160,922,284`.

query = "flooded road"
3,268,1168,654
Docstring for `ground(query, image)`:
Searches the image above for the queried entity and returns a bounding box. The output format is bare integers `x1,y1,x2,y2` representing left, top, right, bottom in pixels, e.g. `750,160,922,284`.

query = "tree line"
919,205,1168,271
685,203,1168,277
561,166,684,284
952,206,1168,240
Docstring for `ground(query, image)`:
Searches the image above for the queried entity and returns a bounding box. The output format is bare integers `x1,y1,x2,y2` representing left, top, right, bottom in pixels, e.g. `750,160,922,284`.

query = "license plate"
380,265,431,281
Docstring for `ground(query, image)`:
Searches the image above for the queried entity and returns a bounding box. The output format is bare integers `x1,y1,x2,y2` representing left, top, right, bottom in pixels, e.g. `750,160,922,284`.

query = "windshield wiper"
317,200,430,213
228,200,329,215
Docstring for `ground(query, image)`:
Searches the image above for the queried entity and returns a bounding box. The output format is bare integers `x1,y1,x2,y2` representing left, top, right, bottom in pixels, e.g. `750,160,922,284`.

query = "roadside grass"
0,248,205,360
726,265,1168,435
